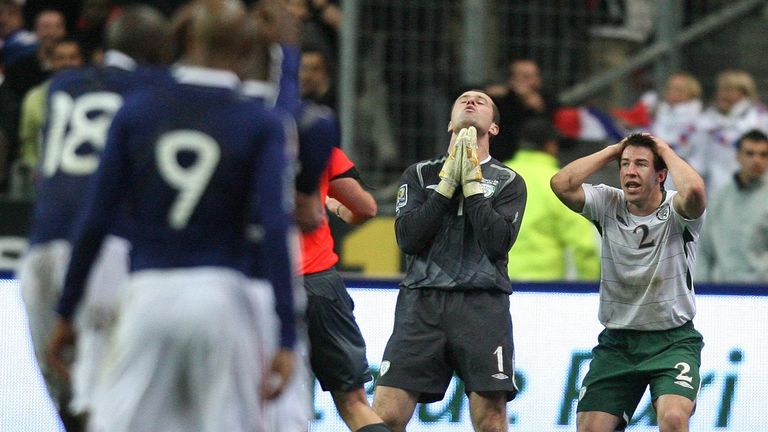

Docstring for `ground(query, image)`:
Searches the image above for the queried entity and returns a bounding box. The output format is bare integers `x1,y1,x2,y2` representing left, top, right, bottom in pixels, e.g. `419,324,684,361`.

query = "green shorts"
577,321,704,428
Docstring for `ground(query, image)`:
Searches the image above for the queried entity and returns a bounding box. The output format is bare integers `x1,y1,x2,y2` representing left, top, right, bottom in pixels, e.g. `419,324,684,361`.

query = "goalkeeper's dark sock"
356,423,390,432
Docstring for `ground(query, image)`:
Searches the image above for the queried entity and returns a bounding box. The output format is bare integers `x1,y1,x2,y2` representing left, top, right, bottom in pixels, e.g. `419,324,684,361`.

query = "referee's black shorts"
304,268,372,392
376,287,518,403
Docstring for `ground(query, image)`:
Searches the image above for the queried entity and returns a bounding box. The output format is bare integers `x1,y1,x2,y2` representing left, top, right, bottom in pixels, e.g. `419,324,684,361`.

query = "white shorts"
70,235,130,414
247,280,312,432
89,267,268,432
18,240,70,401
18,235,129,410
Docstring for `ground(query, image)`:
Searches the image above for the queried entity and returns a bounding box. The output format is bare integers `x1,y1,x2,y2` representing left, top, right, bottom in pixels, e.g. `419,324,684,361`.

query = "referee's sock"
356,423,390,432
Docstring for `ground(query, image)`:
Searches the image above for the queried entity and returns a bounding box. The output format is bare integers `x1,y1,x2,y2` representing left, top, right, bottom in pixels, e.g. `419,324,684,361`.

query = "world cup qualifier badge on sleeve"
396,184,408,212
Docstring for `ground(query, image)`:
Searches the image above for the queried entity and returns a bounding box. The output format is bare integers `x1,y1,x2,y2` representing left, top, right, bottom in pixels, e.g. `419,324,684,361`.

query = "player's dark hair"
624,133,666,172
623,133,668,191
736,129,768,150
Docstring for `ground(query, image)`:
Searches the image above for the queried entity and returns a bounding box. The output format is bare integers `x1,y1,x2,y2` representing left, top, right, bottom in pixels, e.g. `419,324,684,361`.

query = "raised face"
620,145,665,207
449,91,498,135
737,138,768,184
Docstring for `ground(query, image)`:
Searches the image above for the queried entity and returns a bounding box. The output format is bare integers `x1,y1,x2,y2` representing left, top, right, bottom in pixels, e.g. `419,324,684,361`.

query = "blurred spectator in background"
5,9,67,99
486,58,558,161
649,72,703,157
300,45,336,110
696,129,768,284
685,69,768,194
287,0,340,73
0,8,66,193
0,0,36,68
14,37,84,197
505,119,599,281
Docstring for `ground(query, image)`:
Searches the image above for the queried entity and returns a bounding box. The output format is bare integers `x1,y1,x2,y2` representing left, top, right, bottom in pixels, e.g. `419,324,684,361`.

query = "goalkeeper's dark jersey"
394,154,527,293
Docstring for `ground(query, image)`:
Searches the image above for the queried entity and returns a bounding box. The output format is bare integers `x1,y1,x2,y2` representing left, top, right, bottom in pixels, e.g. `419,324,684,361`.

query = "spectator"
649,72,703,158
696,129,768,284
287,0,340,72
612,72,703,153
0,0,37,68
505,119,600,281
486,58,558,161
686,69,768,194
299,45,336,110
5,9,67,100
14,37,84,198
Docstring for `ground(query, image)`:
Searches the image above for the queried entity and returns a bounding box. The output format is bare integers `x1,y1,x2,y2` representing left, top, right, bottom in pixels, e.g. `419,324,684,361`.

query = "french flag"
554,106,627,142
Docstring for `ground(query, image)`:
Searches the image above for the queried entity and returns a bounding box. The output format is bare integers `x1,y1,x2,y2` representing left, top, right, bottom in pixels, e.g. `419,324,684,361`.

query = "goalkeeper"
373,90,527,432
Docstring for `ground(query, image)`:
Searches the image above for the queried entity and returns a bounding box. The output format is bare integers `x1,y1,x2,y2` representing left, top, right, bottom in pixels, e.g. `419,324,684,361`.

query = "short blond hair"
716,69,758,100
667,72,702,99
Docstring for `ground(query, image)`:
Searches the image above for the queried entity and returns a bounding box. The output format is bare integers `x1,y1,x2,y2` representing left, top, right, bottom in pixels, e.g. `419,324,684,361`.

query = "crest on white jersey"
656,203,670,220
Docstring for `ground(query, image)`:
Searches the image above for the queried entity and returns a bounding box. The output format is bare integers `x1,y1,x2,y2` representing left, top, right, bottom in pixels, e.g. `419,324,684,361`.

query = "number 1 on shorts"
494,346,504,373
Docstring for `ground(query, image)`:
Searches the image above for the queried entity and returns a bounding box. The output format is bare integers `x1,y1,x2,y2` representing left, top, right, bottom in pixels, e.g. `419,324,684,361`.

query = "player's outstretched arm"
327,177,377,225
551,141,625,213
652,136,707,219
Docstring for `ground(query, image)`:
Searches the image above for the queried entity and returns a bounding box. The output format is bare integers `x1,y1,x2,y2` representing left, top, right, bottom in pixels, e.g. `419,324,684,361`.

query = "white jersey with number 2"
581,184,705,331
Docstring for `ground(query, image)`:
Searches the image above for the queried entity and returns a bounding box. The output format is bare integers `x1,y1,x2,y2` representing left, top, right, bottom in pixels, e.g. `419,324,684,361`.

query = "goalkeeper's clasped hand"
436,126,484,198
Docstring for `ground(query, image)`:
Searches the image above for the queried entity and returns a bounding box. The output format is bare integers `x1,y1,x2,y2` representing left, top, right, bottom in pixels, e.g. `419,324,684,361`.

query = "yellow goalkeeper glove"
435,129,464,198
460,126,484,197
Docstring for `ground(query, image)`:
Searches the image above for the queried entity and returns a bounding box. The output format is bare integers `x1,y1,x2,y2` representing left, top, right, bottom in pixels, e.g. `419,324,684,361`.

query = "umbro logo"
380,361,391,377
674,380,694,390
491,373,509,380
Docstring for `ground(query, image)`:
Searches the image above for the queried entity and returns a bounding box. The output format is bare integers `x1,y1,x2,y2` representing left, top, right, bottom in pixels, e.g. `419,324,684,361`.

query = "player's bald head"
186,0,258,71
106,4,171,65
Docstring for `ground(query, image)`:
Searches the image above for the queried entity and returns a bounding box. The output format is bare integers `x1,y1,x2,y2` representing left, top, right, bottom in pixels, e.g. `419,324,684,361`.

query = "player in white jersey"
551,133,707,432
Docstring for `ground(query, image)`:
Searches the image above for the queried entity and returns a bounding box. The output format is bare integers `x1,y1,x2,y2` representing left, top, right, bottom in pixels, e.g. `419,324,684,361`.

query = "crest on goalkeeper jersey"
396,185,408,212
